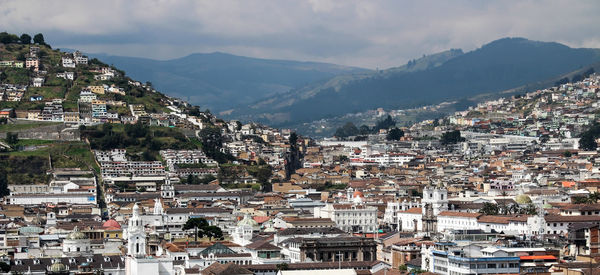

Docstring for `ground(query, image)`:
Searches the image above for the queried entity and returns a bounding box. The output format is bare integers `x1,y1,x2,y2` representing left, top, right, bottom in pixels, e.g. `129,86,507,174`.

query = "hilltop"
0,42,174,115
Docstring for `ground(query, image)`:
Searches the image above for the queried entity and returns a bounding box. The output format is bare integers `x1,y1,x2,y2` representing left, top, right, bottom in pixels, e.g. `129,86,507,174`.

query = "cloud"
1,0,599,68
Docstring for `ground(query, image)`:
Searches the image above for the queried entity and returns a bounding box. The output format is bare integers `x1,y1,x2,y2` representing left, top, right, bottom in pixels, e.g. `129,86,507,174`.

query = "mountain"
228,38,600,127
88,52,369,111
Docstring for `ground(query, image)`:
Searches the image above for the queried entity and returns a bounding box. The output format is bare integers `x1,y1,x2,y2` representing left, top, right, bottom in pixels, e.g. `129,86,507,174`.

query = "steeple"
127,203,146,258
161,178,174,199
153,198,163,215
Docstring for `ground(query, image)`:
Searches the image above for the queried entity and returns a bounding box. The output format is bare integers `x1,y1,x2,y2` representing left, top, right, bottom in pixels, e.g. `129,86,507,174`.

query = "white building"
125,203,175,275
314,202,378,233
62,56,76,68
421,242,521,275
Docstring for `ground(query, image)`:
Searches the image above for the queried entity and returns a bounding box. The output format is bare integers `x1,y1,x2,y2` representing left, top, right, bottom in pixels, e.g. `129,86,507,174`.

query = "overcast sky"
2,0,600,69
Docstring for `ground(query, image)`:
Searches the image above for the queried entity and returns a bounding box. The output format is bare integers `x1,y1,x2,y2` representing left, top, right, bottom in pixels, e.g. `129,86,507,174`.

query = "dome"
237,214,258,227
515,194,532,204
66,226,87,240
103,219,121,229
353,190,364,198
49,261,68,272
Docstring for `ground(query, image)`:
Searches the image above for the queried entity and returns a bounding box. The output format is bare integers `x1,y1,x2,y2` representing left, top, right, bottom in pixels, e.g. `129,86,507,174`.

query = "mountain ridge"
86,51,370,112
227,37,600,128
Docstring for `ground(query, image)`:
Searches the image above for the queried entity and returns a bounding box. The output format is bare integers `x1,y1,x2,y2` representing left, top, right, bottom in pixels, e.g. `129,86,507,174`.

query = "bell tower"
161,178,175,199
127,203,146,258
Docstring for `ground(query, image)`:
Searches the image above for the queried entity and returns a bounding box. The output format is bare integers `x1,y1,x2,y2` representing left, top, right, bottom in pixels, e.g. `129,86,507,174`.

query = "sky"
2,0,600,69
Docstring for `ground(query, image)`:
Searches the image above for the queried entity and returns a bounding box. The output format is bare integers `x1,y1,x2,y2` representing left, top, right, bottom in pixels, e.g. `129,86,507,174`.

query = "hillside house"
32,77,44,87
29,94,43,101
62,56,76,68
56,71,75,80
25,57,39,71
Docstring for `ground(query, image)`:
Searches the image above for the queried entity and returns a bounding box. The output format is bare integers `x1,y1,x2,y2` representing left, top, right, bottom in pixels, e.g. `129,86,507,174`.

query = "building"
421,242,521,275
62,56,76,68
32,77,44,87
88,85,105,95
91,100,107,119
79,90,97,102
282,236,376,263
26,57,39,70
125,203,175,275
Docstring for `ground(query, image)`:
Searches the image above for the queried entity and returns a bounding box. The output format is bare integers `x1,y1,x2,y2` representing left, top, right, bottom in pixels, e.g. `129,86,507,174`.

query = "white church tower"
127,203,146,258
161,178,175,199
125,202,175,275
422,184,448,216
153,198,164,215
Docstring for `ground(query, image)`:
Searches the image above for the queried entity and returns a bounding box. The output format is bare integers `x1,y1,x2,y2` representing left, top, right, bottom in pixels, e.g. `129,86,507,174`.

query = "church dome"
49,261,68,272
103,219,121,229
65,226,87,240
237,214,258,227
515,194,532,204
353,190,364,198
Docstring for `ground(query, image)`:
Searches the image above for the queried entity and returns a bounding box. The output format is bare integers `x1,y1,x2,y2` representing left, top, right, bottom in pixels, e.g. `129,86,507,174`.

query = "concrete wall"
0,124,80,141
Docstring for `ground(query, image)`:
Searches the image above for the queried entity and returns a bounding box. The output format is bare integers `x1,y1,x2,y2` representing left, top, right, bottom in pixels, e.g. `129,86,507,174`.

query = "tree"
0,168,9,198
479,202,499,215
0,261,9,272
374,115,396,132
33,33,45,45
523,203,538,215
199,126,234,164
5,132,18,145
441,130,465,145
0,32,19,44
204,225,223,240
386,127,404,141
183,217,223,241
573,192,600,204
289,132,298,148
286,132,301,179
578,122,600,150
19,34,31,44
359,125,371,135
334,122,359,138
183,217,209,241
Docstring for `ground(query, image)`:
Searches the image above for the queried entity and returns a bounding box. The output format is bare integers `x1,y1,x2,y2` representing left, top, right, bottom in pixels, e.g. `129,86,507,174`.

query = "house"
29,94,43,101
32,77,44,87
25,57,39,70
0,108,12,118
64,112,80,124
79,90,97,102
62,56,76,68
91,100,107,118
73,51,88,65
56,71,75,80
88,85,105,95
94,73,113,81
27,110,41,120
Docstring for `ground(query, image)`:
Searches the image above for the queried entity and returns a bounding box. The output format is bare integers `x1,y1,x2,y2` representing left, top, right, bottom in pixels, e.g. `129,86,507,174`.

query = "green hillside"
0,42,170,113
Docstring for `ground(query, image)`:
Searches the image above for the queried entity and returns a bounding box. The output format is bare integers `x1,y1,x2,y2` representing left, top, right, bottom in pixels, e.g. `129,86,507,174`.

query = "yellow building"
102,219,123,239
88,85,105,94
